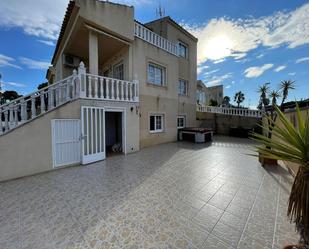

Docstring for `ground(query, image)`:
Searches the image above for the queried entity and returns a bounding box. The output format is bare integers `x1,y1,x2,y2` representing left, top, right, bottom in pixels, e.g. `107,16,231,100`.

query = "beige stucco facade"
196,80,224,106
48,0,197,148
0,99,139,182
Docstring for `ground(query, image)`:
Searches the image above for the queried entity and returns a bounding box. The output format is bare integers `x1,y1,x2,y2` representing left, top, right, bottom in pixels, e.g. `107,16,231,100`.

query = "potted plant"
251,104,309,249
257,80,295,166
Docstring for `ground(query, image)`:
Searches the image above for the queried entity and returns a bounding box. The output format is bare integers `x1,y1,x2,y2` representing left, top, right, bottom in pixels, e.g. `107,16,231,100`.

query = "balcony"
134,21,179,56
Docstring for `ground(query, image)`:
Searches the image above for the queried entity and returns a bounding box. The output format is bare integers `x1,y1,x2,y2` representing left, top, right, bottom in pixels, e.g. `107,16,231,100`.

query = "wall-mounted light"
136,105,140,115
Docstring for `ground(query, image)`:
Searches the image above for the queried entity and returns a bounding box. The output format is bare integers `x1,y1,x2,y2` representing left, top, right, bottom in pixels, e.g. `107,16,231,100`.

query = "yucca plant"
251,104,309,248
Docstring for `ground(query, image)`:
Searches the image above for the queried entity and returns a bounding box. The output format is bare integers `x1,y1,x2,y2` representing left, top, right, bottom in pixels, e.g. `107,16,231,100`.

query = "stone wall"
197,112,261,135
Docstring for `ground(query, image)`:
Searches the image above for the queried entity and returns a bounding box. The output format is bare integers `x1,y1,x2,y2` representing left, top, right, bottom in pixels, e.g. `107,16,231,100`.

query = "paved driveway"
0,136,298,249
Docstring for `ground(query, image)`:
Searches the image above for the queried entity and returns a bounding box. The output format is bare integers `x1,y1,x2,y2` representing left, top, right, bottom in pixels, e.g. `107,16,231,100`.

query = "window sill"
149,130,164,134
147,82,167,89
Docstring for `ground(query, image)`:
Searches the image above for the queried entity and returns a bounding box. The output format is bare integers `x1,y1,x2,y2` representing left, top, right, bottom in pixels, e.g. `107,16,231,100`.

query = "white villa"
0,0,198,181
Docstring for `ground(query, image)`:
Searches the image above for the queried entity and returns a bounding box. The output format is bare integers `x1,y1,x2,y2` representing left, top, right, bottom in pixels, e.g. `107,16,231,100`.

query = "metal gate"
51,119,81,168
81,106,105,164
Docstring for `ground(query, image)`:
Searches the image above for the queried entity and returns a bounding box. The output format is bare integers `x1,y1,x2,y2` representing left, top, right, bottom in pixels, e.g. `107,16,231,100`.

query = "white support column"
94,76,98,98
72,69,77,98
20,99,26,122
48,87,54,109
4,109,9,131
0,110,3,134
89,30,99,75
14,107,18,126
41,93,45,113
78,62,86,98
9,105,14,127
31,95,36,119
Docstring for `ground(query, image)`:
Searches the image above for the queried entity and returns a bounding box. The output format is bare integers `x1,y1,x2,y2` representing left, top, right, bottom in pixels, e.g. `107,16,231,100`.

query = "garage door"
51,119,81,168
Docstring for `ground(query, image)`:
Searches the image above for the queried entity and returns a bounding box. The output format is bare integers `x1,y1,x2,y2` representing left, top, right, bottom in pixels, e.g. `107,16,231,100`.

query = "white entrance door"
51,119,81,168
81,106,105,164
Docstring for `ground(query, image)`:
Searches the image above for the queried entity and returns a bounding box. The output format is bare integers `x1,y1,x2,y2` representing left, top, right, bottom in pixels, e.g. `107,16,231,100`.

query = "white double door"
81,106,106,164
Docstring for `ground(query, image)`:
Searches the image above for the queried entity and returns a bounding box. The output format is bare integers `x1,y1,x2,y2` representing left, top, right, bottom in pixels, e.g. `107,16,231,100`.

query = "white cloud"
225,85,231,89
288,72,296,76
204,69,220,76
274,65,286,72
296,57,309,63
0,0,68,40
0,54,21,69
0,0,154,41
182,3,309,65
256,54,264,59
197,64,209,75
38,40,55,46
213,58,225,64
3,81,27,88
244,63,273,78
19,57,50,70
206,73,233,87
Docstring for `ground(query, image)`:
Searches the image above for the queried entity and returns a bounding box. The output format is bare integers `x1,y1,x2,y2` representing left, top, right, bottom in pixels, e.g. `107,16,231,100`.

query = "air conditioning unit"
63,54,80,68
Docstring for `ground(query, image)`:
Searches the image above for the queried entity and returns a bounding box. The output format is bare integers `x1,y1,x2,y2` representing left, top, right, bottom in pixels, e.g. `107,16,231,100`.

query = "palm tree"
257,83,270,109
270,90,280,107
234,91,245,108
251,104,309,248
280,80,295,109
222,96,230,107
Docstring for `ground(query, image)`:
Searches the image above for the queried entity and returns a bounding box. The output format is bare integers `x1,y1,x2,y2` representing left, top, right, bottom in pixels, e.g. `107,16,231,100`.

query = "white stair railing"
197,105,262,118
0,62,140,135
0,71,79,135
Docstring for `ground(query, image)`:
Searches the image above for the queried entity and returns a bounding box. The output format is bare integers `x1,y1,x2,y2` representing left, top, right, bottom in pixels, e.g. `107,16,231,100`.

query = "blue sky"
0,0,309,108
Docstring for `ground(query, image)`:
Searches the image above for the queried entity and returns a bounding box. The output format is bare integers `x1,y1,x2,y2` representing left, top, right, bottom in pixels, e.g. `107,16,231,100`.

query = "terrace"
0,136,297,249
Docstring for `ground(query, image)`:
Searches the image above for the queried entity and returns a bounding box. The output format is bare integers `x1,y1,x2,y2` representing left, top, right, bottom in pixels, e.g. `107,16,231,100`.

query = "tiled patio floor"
0,136,298,249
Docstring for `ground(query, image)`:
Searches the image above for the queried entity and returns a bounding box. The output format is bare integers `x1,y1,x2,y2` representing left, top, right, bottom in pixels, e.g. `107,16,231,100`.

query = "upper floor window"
148,63,166,86
197,90,206,105
178,42,188,58
178,79,188,96
113,62,124,80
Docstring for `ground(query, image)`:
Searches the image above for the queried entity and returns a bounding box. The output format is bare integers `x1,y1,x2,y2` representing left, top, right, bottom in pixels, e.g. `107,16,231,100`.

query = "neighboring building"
196,80,223,106
0,0,197,181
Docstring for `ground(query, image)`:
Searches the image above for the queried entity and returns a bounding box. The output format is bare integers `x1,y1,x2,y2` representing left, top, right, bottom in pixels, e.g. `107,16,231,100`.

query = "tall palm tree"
280,80,295,109
269,90,281,121
257,83,270,109
270,90,280,107
234,91,245,108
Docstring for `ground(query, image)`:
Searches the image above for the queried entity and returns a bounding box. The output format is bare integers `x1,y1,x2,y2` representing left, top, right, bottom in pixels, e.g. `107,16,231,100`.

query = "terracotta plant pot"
258,152,278,166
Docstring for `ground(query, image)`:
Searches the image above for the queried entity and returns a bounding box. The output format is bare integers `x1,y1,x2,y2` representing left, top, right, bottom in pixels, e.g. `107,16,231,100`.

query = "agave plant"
251,104,309,248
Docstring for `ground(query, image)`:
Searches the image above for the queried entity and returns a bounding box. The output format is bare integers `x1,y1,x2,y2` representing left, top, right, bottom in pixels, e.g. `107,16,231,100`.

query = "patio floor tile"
0,136,299,248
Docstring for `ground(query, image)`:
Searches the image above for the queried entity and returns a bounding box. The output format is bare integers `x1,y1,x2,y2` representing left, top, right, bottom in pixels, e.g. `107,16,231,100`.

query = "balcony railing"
197,105,262,118
134,22,178,56
81,74,138,102
0,62,139,135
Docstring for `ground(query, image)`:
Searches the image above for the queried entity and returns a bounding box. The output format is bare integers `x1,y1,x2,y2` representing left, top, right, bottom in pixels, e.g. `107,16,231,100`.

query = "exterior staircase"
0,62,139,136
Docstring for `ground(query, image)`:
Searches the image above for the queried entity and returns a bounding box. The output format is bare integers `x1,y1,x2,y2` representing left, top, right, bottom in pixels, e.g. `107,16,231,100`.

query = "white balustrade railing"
80,74,139,102
134,22,179,56
0,62,139,135
197,105,262,118
0,74,79,135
